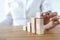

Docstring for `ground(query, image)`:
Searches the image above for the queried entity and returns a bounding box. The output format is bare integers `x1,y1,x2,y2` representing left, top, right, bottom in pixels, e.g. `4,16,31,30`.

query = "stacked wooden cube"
23,12,44,35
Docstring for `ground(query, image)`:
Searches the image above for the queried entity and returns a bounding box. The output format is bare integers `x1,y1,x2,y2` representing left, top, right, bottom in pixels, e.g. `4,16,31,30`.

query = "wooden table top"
0,25,60,40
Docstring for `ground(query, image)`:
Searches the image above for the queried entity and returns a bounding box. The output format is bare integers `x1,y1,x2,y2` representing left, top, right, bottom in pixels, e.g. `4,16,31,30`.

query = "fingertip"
58,19,60,21
53,12,57,16
49,12,57,18
53,21,59,25
50,18,53,21
50,17,58,22
58,19,60,24
41,12,47,18
54,21,58,24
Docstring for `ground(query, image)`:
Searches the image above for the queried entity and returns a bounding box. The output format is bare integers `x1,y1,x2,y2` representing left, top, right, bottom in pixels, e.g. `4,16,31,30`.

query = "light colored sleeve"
10,0,26,26
41,0,53,12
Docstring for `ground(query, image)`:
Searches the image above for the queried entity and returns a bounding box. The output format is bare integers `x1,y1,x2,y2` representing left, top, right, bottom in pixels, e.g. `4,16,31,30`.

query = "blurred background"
0,0,60,26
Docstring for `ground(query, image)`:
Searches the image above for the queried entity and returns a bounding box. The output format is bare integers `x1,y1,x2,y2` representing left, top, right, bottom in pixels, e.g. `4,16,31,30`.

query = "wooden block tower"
36,12,44,34
23,12,44,35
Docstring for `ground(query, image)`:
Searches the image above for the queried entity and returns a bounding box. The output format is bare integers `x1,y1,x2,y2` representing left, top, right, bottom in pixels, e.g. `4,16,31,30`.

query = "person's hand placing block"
23,10,60,35
31,17,36,33
42,11,58,25
42,10,60,30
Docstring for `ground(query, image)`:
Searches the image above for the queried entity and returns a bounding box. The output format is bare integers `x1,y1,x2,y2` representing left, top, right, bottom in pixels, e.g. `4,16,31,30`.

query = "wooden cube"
31,17,36,33
36,12,42,18
23,26,27,31
36,18,44,34
27,22,31,32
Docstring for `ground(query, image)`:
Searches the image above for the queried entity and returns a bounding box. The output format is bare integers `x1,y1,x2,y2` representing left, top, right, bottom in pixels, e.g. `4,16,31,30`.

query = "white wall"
0,0,6,22
50,0,60,15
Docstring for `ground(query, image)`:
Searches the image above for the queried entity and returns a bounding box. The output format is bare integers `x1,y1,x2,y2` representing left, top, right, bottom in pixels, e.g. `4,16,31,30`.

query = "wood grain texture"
0,25,60,40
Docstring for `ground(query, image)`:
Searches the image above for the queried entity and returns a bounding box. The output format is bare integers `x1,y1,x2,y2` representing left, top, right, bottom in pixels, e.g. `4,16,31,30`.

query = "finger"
45,21,59,31
46,10,52,15
41,10,51,17
41,12,47,18
42,11,57,18
53,21,59,25
49,12,57,18
45,11,57,18
58,19,60,24
50,17,59,22
52,12,57,16
42,12,51,18
50,18,60,25
53,21,59,26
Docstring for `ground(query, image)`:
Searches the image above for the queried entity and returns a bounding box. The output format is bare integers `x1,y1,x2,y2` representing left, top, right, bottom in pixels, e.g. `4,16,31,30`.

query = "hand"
41,10,60,31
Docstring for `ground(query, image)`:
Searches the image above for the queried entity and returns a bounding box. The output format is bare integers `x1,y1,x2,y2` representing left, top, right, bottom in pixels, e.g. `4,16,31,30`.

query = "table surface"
0,25,60,40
